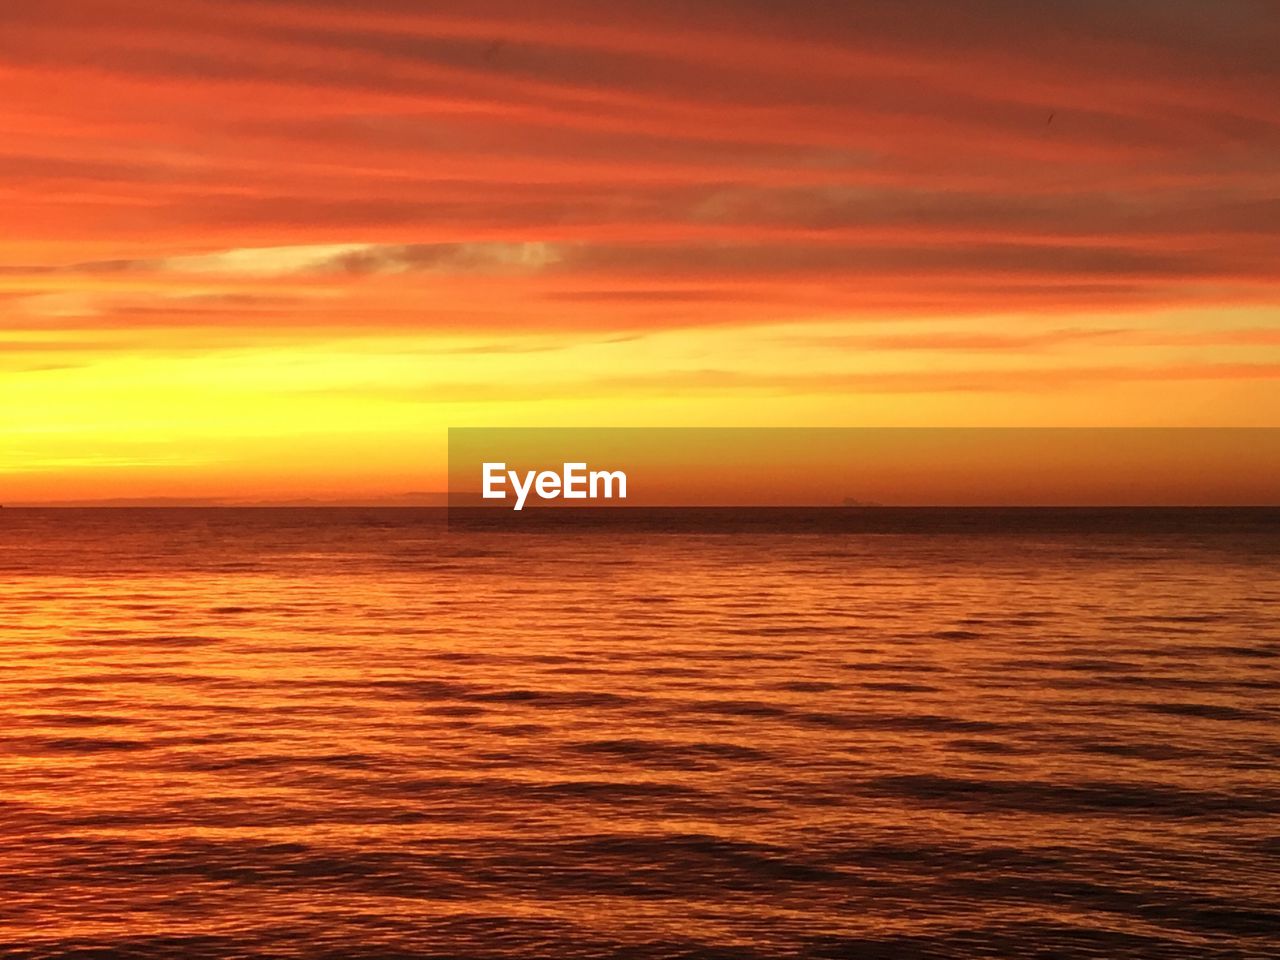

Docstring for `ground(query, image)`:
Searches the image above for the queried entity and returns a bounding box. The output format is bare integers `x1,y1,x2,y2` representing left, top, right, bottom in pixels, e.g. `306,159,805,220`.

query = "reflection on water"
1,508,1278,959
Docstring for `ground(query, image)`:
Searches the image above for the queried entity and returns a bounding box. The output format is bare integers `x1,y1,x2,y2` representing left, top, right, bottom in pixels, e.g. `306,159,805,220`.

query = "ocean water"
1,507,1278,959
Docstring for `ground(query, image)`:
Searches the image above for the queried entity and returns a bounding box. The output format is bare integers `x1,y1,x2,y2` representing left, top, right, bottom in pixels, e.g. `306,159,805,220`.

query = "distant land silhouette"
5,492,450,508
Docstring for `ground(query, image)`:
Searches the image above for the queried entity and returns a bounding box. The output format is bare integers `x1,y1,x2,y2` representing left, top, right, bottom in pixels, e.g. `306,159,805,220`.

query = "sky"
1,0,1278,501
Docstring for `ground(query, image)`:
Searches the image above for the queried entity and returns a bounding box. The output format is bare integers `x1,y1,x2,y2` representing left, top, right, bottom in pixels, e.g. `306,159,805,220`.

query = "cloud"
25,242,562,279
318,360,1280,406
779,328,1129,353
0,0,1276,441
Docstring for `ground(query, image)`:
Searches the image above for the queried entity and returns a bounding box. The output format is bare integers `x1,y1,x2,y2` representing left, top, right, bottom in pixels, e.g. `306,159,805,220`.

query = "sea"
1,507,1277,959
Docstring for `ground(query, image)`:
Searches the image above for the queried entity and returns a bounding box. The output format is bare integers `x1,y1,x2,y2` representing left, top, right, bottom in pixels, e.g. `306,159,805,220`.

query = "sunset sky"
2,0,1278,501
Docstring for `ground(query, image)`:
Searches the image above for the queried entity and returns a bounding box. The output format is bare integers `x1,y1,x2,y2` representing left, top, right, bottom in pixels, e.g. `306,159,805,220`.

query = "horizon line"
5,501,1279,510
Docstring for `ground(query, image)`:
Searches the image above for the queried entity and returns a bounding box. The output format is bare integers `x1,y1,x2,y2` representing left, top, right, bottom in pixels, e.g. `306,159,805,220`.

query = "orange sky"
1,0,1278,501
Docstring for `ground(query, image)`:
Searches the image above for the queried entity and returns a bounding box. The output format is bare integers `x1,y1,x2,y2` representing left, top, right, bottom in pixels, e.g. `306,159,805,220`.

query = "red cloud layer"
0,0,1276,391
